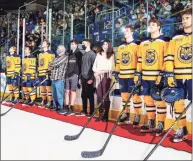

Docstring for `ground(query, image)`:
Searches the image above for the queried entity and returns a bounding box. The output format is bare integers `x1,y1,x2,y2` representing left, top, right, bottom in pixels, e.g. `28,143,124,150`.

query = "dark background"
0,0,47,14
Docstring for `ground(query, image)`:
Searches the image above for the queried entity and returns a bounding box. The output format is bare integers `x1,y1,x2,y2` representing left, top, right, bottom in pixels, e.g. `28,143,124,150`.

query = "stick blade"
81,150,102,158
0,113,6,117
0,108,13,117
64,134,79,141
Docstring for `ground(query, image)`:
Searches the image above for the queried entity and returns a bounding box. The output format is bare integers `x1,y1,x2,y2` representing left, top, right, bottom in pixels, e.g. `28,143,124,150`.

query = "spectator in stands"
29,12,36,23
115,18,125,45
115,18,124,31
158,0,172,19
40,18,46,26
154,0,163,14
185,1,192,8
11,21,17,33
75,4,79,13
78,8,85,20
28,20,35,32
171,0,184,15
129,9,137,26
94,7,100,15
35,22,40,33
139,20,147,38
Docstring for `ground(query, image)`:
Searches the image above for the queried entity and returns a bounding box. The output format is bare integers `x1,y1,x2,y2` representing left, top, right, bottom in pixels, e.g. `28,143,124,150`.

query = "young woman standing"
92,40,115,122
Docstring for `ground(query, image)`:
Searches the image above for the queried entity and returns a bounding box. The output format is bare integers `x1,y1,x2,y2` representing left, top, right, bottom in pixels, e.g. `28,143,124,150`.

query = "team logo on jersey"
39,58,44,66
6,60,12,69
145,49,157,66
177,44,192,64
121,52,131,66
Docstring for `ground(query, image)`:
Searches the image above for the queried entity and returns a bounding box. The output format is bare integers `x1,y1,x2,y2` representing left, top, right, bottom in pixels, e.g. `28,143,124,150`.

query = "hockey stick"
64,81,116,141
0,78,47,116
0,80,23,104
0,67,25,104
143,101,192,161
81,84,137,158
0,74,22,116
1,82,7,102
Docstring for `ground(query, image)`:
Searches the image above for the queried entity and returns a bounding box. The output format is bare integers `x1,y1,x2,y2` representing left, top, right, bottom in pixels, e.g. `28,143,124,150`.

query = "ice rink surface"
1,105,191,160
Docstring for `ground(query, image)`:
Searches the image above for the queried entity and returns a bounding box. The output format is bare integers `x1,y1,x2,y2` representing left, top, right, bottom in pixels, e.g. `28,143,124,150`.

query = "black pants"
96,74,111,119
81,78,94,114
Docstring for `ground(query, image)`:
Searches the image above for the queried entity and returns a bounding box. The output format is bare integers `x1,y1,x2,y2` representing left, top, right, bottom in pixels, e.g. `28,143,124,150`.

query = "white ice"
1,105,191,160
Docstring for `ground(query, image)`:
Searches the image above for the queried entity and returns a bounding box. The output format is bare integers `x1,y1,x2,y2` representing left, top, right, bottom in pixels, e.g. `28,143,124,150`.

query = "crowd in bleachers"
0,0,192,52
113,0,192,40
0,10,46,51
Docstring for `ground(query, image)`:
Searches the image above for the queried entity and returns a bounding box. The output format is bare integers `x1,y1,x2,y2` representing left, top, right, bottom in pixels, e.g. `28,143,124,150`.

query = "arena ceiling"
0,0,26,10
0,0,47,11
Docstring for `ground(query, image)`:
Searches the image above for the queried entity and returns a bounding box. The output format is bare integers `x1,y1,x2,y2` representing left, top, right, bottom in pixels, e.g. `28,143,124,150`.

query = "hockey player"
22,46,36,106
164,8,192,142
38,40,55,108
115,25,142,127
6,46,21,103
134,18,170,136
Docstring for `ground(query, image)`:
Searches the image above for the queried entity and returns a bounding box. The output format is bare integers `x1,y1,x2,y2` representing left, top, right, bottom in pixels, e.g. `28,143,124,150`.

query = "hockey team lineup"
0,2,192,160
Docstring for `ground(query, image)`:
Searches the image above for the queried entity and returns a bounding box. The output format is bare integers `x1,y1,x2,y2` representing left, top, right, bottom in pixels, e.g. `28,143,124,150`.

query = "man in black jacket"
64,39,82,115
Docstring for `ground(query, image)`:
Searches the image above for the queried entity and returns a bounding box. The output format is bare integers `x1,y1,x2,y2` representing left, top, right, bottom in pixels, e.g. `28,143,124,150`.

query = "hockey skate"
133,115,140,128
155,121,164,136
28,100,35,106
5,97,14,104
140,119,155,133
12,98,19,104
21,99,30,106
118,113,130,125
38,100,47,108
45,101,53,109
173,126,188,143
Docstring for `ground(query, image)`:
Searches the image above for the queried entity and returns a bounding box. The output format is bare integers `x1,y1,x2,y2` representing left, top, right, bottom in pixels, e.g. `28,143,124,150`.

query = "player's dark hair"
149,18,161,27
124,25,134,32
181,8,192,16
43,39,50,47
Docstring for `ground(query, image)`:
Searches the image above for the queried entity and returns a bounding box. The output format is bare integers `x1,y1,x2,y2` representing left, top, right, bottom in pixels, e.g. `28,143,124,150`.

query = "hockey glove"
34,80,40,87
112,71,119,82
155,71,164,85
24,74,31,82
12,72,19,79
46,73,51,80
165,72,177,87
134,72,142,86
